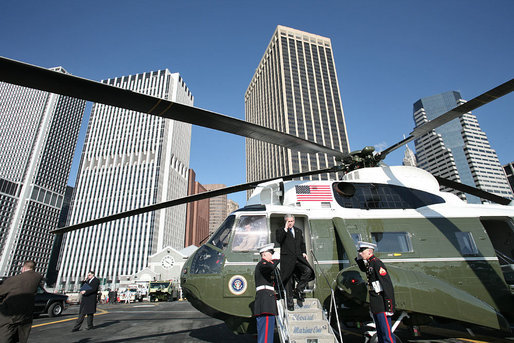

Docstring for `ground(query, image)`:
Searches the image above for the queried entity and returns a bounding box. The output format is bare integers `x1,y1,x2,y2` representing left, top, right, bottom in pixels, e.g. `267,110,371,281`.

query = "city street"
28,300,512,343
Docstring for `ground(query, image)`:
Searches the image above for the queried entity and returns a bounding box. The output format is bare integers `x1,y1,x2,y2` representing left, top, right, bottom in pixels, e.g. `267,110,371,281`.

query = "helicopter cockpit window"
189,245,224,274
454,232,479,256
333,182,445,209
232,215,268,252
371,232,412,252
208,215,235,250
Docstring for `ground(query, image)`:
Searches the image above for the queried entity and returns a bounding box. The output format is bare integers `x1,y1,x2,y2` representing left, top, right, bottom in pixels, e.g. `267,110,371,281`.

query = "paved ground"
30,301,256,343
28,301,513,343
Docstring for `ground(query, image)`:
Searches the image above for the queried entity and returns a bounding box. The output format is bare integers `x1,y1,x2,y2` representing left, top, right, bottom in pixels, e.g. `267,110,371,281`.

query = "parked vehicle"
148,281,177,302
34,286,68,317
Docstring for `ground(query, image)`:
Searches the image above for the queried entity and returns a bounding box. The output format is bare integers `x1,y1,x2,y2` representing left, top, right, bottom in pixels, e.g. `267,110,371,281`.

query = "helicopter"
1,56,513,338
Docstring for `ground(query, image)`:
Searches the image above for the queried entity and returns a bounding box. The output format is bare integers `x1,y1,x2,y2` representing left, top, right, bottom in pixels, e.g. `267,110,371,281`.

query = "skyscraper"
226,199,239,215
503,162,514,193
402,145,417,167
185,169,209,247
245,25,349,184
57,69,193,291
0,70,86,276
203,184,227,234
413,91,513,203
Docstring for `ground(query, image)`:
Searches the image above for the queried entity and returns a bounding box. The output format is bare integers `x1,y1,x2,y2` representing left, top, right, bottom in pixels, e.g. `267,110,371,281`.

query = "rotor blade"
379,78,514,159
434,176,512,205
50,165,343,234
0,56,343,158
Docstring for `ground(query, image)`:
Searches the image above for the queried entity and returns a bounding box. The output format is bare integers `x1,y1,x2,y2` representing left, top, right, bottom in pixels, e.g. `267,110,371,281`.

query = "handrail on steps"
310,249,344,343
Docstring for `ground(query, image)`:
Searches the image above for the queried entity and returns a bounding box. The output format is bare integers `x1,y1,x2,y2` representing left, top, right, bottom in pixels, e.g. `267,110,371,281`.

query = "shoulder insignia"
379,267,387,276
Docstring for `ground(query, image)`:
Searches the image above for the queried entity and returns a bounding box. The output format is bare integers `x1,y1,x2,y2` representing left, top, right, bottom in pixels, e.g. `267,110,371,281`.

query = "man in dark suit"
72,271,100,332
0,260,43,343
275,214,314,311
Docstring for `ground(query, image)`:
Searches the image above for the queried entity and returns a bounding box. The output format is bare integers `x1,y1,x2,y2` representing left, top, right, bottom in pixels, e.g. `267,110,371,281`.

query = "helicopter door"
270,214,314,291
480,218,514,286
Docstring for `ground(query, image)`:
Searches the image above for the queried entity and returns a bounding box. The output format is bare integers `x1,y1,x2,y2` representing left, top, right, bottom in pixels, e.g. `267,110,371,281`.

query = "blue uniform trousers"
256,314,275,343
372,312,395,343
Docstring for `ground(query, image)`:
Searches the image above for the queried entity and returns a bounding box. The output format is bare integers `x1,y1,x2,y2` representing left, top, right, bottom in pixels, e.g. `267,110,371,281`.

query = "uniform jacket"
356,255,395,314
275,226,314,283
0,270,43,324
253,259,279,316
79,277,100,314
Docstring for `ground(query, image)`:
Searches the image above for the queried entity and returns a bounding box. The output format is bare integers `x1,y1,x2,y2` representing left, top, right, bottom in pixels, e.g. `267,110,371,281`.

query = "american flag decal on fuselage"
295,185,333,201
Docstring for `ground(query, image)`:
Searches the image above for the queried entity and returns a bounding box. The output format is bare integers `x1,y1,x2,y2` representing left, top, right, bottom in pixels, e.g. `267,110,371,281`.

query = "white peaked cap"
258,243,275,253
357,241,377,250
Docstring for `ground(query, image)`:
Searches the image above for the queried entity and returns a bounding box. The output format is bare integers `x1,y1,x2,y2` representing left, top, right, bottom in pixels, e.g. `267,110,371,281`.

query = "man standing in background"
0,260,43,343
72,271,100,332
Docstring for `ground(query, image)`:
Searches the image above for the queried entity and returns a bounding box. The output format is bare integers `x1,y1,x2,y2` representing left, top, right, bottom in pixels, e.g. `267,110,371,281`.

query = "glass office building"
413,91,513,203
57,70,193,290
0,70,86,276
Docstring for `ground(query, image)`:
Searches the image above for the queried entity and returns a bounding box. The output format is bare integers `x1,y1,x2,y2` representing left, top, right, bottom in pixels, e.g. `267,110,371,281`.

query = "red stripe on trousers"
264,315,269,343
383,312,394,343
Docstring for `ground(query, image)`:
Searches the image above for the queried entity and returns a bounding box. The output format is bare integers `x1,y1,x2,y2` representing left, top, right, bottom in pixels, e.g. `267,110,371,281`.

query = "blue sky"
1,1,513,207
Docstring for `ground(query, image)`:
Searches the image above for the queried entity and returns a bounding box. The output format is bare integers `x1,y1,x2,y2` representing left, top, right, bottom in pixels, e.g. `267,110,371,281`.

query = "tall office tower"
0,71,86,277
245,25,350,184
204,184,227,234
504,162,514,193
185,169,209,247
413,91,513,203
402,145,417,167
57,70,193,291
226,199,239,215
45,186,74,287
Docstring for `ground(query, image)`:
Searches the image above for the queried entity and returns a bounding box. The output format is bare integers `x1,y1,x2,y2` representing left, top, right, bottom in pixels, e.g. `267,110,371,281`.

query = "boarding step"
287,310,324,322
288,333,337,343
278,298,337,343
288,320,331,335
288,298,322,311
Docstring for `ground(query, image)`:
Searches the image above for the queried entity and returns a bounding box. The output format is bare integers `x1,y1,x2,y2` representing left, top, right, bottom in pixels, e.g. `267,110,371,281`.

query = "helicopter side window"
351,233,362,248
333,182,445,209
372,232,412,252
232,215,268,252
208,215,235,250
454,232,479,256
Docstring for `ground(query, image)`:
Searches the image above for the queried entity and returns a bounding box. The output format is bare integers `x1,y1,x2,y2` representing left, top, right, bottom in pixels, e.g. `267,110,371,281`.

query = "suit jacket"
275,226,314,282
0,270,43,324
79,277,100,314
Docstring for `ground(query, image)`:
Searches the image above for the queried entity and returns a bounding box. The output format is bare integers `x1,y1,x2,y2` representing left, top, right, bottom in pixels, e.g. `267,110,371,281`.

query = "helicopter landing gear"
364,311,409,343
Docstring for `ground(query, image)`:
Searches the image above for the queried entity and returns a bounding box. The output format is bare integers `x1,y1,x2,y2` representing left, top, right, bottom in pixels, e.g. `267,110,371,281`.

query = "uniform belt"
256,285,275,292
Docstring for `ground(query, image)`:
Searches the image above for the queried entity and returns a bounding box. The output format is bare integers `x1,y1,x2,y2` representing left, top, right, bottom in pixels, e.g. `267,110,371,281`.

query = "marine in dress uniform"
253,243,280,343
355,241,396,343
